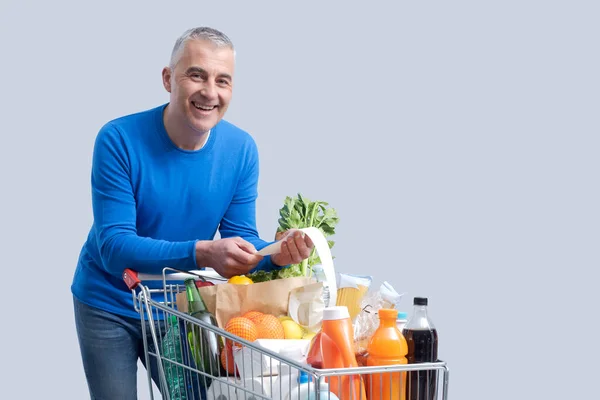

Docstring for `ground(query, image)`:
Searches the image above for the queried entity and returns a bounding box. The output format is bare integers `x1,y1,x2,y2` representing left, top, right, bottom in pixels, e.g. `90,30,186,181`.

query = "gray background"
1,0,598,399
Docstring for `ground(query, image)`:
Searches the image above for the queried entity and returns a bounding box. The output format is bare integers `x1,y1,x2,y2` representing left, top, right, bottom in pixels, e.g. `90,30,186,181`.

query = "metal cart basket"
124,267,450,400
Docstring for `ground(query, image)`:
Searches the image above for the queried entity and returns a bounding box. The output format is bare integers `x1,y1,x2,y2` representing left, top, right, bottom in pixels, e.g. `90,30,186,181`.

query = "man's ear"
162,67,172,93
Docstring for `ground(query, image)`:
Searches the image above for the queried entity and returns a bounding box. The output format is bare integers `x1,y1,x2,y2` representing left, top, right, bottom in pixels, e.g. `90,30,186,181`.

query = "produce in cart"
248,193,339,282
184,278,222,386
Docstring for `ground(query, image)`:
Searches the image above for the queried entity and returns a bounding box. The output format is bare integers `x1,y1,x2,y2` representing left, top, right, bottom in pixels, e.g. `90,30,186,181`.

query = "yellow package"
335,273,373,320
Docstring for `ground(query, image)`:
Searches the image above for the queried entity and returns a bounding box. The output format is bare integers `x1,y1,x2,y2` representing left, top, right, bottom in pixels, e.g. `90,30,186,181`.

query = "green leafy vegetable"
245,270,276,283
249,193,339,282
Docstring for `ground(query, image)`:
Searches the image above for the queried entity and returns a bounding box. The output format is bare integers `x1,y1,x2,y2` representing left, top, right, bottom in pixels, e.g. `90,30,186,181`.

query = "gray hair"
169,27,235,69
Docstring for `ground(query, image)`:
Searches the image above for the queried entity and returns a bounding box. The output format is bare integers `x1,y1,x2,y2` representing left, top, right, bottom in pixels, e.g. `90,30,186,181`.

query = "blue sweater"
71,104,277,319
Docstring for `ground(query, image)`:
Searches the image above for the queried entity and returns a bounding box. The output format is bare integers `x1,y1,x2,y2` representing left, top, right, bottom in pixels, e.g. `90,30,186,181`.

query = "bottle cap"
396,311,408,320
378,308,398,320
297,370,311,384
168,315,178,325
414,297,428,306
322,306,350,321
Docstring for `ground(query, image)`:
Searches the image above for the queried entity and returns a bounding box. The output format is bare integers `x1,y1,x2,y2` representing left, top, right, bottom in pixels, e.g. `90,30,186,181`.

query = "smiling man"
71,27,313,399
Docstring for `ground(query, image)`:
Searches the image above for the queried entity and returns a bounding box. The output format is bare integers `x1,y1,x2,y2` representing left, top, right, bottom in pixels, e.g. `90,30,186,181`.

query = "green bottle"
184,278,222,387
161,315,187,400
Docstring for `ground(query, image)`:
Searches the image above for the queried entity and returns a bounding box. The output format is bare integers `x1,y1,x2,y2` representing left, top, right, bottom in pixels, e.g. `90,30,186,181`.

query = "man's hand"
195,238,264,279
271,229,314,267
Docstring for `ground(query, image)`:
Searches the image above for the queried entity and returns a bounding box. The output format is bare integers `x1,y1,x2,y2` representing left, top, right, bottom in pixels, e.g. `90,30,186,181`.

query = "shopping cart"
124,267,450,400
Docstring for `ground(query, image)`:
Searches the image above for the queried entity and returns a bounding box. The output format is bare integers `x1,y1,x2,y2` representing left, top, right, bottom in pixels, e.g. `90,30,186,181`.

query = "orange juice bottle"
366,308,408,400
320,306,367,400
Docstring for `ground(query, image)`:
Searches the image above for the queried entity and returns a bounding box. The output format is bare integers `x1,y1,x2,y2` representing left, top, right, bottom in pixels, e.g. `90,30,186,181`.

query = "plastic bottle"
184,278,222,389
306,330,323,369
366,308,408,400
284,372,340,400
320,306,367,400
285,371,312,400
161,315,188,400
402,297,438,400
396,312,408,332
311,380,339,400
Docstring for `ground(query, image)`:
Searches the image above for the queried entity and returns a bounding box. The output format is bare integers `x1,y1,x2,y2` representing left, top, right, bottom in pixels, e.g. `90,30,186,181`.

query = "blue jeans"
73,295,165,399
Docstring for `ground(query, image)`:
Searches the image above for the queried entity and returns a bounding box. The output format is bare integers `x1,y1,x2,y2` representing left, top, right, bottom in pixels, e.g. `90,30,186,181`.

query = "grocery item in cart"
178,276,312,328
184,278,223,388
320,306,367,400
335,273,372,320
396,311,408,332
220,345,237,376
273,193,340,279
227,275,253,285
366,308,408,400
284,371,340,400
402,297,438,400
234,338,311,379
161,315,188,400
353,281,404,364
288,281,326,333
306,330,323,369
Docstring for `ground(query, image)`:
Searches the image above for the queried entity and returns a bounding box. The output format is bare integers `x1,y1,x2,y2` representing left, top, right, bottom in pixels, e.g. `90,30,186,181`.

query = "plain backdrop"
1,1,598,399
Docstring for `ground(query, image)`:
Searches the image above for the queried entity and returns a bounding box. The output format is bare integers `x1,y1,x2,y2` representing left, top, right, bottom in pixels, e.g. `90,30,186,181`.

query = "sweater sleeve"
218,138,279,272
91,124,198,277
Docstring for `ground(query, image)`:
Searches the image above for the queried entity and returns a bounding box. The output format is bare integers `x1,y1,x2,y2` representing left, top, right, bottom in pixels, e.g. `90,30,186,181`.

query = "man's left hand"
271,230,314,267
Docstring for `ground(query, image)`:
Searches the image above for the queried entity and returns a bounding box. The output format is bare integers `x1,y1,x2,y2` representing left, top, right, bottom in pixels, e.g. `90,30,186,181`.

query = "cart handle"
123,268,225,290
123,269,141,290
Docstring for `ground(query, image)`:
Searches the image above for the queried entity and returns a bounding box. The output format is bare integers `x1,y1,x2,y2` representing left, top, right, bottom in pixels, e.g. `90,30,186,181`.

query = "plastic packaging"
284,372,340,400
396,311,408,332
311,264,331,307
277,345,308,381
284,371,311,400
161,315,188,400
320,306,366,400
288,282,325,333
306,331,323,369
366,308,408,400
353,282,404,363
402,297,438,400
335,273,372,321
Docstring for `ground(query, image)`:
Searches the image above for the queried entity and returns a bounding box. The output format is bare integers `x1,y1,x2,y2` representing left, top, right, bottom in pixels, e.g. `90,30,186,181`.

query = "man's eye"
218,79,230,85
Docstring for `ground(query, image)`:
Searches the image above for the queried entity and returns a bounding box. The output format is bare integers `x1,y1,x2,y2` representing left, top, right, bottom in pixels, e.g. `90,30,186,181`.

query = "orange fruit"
242,311,265,324
256,314,285,340
224,317,257,347
228,275,253,285
220,346,237,376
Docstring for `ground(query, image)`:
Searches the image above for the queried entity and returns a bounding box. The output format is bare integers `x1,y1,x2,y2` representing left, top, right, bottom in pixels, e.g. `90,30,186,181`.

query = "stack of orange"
224,316,258,348
221,310,286,376
221,316,256,376
224,311,285,344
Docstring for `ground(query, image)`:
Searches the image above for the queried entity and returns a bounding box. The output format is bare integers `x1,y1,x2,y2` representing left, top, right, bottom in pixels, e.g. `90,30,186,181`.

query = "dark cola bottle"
402,297,438,400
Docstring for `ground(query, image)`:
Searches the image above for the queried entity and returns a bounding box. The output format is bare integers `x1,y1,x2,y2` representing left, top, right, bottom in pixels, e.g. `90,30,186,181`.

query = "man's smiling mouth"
192,101,217,111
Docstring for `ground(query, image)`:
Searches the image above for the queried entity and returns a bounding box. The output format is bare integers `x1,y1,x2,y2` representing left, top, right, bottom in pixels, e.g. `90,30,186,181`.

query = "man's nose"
200,81,217,100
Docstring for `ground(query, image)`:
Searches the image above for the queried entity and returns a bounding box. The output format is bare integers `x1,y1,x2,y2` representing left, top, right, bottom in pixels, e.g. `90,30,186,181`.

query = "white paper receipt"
257,241,283,256
257,227,337,307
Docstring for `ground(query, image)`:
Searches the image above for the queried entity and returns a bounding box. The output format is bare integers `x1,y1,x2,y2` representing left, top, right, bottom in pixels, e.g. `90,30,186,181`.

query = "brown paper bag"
176,276,313,328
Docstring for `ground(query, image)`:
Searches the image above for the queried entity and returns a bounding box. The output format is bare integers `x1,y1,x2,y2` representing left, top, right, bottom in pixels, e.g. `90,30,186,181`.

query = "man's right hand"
195,238,264,279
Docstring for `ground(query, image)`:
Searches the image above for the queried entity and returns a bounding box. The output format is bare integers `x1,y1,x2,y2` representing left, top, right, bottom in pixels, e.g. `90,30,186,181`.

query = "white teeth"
193,102,215,111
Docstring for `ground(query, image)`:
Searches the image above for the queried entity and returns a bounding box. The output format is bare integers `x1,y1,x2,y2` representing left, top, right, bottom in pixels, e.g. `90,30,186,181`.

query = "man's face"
163,39,234,134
